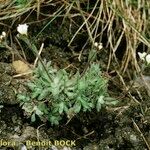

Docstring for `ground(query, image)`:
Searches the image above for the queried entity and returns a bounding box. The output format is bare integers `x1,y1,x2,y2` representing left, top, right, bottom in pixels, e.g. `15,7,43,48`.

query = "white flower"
0,31,6,41
0,35,3,40
17,24,28,35
94,42,103,50
138,52,147,61
0,31,6,42
94,42,98,47
138,52,150,64
146,54,150,64
2,31,6,37
98,43,103,50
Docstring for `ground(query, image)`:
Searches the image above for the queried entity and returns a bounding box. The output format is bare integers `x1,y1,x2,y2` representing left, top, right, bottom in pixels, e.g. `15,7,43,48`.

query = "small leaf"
38,103,49,114
31,113,36,122
105,97,118,105
31,88,42,99
96,102,101,112
17,94,30,102
84,102,93,111
34,106,43,116
63,105,68,113
73,102,81,113
22,103,34,114
80,99,93,111
27,82,36,90
98,95,105,104
38,88,50,100
58,102,65,114
48,115,61,125
96,96,104,112
52,105,59,113
65,91,75,98
78,80,86,90
42,72,51,84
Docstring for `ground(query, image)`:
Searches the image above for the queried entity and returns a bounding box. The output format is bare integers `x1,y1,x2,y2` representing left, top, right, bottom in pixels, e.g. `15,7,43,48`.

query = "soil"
0,7,150,150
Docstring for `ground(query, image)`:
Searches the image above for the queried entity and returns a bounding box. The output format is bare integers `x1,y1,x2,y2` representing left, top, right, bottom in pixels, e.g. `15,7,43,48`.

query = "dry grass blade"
132,119,150,150
107,0,150,74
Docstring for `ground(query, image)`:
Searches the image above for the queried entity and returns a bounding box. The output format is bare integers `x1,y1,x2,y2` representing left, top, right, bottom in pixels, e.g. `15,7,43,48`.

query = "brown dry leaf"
12,60,32,74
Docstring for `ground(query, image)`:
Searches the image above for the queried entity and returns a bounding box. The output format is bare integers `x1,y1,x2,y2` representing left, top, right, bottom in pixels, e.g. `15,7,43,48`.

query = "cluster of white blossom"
94,42,103,50
0,31,6,42
0,24,28,42
138,52,150,64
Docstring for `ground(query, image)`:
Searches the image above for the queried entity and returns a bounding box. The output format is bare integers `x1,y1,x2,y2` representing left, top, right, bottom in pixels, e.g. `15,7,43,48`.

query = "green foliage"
15,0,29,7
17,61,117,125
